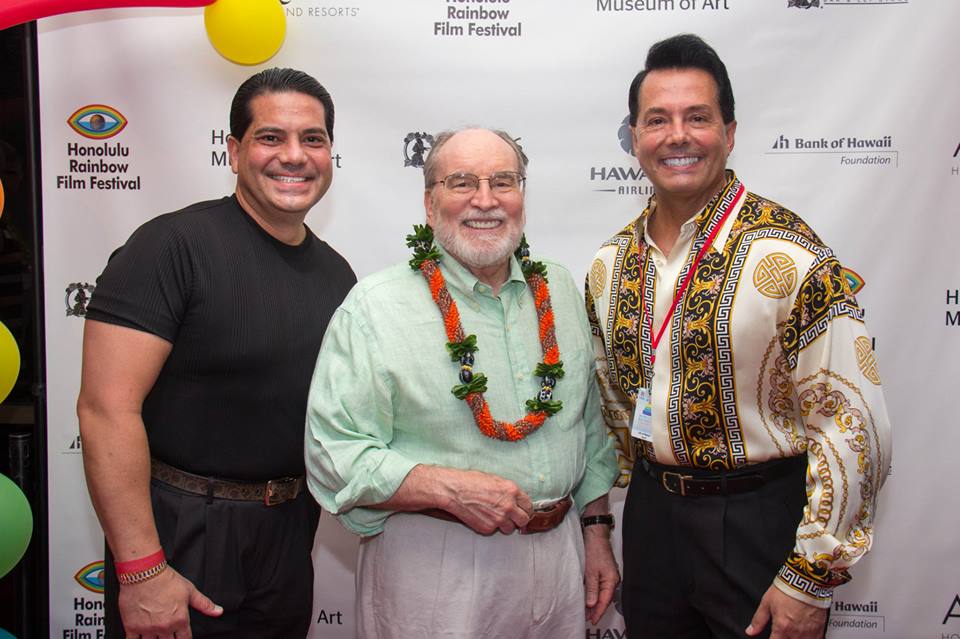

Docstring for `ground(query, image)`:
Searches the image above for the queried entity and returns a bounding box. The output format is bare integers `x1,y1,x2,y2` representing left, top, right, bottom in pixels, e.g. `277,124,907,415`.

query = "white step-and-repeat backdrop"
37,1,960,637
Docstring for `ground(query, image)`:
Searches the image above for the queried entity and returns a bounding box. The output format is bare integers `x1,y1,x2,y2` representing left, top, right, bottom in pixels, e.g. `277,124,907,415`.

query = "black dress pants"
621,456,810,639
103,479,320,639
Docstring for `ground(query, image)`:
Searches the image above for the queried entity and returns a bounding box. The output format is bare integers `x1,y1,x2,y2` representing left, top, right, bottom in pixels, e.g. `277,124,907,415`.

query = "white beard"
432,207,524,272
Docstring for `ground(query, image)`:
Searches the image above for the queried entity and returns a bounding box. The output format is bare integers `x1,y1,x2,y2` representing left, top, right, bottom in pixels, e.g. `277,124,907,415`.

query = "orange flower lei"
406,225,565,442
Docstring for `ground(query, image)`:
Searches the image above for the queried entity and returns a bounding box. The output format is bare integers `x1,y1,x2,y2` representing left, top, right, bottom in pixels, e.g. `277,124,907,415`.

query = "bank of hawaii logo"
67,105,127,140
75,561,105,594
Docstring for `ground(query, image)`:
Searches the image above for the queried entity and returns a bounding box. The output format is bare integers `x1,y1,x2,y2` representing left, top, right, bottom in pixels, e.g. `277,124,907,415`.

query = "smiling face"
632,67,736,217
228,91,333,240
424,129,525,287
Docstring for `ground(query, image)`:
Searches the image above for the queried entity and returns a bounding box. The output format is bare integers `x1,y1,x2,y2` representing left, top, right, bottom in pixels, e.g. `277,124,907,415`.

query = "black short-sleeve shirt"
86,196,356,479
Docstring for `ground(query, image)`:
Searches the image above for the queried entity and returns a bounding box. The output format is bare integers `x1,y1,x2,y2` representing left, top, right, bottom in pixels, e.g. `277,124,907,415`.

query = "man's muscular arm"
375,464,533,535
77,320,221,639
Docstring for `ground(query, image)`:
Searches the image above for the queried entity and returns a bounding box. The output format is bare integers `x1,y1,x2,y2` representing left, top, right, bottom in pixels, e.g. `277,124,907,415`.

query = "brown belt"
420,495,572,535
150,458,304,506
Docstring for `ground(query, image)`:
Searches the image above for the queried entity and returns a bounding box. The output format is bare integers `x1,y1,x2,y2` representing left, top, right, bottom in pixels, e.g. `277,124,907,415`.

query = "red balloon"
0,0,215,31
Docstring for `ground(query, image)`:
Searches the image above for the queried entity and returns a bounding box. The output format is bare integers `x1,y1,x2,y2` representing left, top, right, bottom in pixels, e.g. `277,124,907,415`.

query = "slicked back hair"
229,68,335,143
628,34,735,127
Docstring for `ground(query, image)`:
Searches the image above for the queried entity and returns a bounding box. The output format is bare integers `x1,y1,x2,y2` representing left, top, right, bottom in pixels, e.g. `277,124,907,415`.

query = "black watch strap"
580,514,615,530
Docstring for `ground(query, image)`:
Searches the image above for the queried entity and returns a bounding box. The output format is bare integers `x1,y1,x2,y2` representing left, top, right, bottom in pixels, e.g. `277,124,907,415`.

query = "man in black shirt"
77,68,356,639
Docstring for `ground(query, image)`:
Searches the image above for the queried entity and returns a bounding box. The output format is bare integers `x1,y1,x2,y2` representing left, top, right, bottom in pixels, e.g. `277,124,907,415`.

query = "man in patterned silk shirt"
587,34,891,639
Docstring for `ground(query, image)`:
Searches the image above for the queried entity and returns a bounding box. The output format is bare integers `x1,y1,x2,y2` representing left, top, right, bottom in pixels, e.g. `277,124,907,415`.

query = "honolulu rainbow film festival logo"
841,267,865,294
67,105,128,140
74,560,105,594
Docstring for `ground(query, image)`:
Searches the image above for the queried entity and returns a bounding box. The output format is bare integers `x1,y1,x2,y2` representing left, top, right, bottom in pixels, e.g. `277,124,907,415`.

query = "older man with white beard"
305,127,620,638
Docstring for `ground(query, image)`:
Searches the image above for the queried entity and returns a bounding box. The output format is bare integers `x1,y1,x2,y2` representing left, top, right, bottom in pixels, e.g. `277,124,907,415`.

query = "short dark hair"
423,128,529,189
229,68,335,143
627,34,734,126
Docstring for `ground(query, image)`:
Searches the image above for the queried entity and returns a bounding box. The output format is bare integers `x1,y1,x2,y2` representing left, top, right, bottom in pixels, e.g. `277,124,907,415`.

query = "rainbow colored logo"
74,560,105,594
841,267,865,295
67,105,127,139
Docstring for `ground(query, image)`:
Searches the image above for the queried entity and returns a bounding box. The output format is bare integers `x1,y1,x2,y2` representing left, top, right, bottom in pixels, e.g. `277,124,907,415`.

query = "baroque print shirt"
586,171,891,607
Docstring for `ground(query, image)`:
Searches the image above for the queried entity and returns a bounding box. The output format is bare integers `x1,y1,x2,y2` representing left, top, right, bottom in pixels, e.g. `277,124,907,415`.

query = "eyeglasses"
433,171,525,194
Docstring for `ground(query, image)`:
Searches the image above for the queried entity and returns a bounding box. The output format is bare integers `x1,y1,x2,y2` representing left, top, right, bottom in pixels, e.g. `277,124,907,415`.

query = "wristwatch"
580,514,615,530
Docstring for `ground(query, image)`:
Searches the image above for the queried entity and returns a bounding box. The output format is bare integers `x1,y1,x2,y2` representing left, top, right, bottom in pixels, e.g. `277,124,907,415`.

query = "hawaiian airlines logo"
618,116,633,155
589,116,651,197
67,105,128,140
74,561,105,594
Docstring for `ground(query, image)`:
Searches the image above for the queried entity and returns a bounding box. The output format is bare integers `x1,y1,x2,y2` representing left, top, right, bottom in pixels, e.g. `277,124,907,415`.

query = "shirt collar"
435,242,527,300
635,169,740,244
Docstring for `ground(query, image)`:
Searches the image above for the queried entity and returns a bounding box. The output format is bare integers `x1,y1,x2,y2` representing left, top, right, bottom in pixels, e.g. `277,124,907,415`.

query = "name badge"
631,387,653,442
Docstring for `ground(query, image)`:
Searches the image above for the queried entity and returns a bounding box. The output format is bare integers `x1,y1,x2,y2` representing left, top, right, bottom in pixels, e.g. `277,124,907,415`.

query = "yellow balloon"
204,0,286,66
0,322,19,404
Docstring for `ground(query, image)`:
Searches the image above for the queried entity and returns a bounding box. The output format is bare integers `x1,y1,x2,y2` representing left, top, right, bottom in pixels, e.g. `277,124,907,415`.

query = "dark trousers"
621,456,810,639
104,479,320,639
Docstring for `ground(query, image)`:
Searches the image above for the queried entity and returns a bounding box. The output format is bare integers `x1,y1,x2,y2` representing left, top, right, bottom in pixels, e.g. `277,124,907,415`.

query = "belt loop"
720,472,728,496
205,478,215,505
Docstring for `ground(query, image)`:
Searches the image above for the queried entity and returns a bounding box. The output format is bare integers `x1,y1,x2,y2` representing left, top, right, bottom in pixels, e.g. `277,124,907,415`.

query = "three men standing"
78,68,355,638
76,35,891,639
588,34,891,639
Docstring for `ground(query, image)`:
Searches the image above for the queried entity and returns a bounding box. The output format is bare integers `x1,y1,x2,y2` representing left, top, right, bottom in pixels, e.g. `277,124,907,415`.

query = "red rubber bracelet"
115,549,165,575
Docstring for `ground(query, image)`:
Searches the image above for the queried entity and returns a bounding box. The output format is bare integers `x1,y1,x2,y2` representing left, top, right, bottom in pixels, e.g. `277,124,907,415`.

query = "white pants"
356,508,586,639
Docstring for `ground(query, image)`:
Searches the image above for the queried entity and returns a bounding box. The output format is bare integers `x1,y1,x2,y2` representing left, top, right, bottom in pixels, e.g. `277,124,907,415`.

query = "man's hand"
377,465,533,535
119,567,222,639
746,585,827,639
583,524,620,625
438,468,533,534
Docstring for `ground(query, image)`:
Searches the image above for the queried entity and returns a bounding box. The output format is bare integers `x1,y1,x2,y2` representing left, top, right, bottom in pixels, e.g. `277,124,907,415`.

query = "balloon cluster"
0,0,286,65
0,175,28,583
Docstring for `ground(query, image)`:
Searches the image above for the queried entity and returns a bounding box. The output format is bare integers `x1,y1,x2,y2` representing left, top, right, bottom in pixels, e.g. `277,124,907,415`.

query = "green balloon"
0,472,32,579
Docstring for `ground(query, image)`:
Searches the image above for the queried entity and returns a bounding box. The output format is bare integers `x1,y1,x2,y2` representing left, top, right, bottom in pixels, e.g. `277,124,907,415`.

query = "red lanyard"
639,182,744,367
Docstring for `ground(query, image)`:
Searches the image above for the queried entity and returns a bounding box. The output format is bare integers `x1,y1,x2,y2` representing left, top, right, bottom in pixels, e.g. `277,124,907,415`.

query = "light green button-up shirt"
305,244,618,537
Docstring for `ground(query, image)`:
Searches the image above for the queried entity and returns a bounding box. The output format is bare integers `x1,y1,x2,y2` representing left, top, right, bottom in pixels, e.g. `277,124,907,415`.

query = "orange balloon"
0,176,5,219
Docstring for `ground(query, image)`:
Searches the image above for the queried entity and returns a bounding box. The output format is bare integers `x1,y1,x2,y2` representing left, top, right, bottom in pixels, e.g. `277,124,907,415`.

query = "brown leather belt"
150,458,304,506
641,456,805,497
421,495,572,535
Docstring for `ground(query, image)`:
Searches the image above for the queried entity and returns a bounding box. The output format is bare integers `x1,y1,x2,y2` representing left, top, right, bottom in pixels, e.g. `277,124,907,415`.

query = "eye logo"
67,105,127,139
74,560,105,593
841,266,865,295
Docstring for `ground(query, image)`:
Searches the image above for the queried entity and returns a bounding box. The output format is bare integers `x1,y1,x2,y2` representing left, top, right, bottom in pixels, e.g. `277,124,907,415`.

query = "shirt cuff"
572,459,618,512
773,576,832,609
332,454,420,537
774,551,851,609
